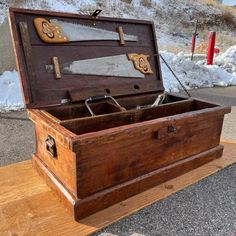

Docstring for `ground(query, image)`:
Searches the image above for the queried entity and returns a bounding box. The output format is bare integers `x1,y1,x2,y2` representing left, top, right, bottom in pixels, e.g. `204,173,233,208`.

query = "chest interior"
42,94,218,135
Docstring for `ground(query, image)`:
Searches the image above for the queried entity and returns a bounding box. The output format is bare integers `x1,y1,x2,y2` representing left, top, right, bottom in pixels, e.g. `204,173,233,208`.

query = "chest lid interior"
9,8,164,109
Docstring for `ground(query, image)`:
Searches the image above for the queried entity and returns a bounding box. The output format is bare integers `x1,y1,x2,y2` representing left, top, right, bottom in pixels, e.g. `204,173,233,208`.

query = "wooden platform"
1,141,236,236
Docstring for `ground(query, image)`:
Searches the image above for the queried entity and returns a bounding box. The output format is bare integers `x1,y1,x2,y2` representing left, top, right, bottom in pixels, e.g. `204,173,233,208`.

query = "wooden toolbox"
9,8,231,220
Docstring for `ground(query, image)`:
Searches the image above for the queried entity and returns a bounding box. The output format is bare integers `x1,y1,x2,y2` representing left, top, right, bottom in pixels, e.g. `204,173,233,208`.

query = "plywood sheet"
0,141,236,236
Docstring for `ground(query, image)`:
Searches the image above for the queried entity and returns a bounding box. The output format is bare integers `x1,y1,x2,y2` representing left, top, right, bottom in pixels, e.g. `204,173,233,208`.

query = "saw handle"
85,95,125,116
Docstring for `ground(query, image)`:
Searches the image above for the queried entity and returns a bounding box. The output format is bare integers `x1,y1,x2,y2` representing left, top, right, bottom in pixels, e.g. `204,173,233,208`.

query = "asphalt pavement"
0,110,34,166
0,86,236,235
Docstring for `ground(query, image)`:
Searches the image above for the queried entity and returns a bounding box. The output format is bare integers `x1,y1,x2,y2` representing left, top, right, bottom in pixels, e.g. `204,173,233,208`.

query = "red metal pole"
207,31,216,65
191,20,199,61
191,34,196,54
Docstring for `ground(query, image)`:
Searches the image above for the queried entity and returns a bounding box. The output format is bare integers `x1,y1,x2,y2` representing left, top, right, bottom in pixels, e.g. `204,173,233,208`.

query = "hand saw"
46,53,153,78
34,18,138,43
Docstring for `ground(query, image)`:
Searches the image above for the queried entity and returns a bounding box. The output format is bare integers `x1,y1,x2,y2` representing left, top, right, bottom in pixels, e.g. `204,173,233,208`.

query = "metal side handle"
45,135,57,158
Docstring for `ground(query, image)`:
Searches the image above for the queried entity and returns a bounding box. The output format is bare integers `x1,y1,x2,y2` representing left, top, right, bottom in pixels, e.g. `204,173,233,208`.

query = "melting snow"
0,70,24,111
161,50,236,93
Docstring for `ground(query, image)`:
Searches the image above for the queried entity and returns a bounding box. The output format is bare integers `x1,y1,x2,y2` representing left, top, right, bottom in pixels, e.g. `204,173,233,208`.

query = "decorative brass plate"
128,53,153,74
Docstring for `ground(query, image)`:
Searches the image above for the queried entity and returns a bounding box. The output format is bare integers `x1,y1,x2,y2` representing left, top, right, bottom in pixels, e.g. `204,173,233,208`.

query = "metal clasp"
91,9,102,17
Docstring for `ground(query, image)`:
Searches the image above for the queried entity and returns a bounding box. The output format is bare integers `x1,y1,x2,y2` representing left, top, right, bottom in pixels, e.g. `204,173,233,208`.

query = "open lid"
8,8,164,109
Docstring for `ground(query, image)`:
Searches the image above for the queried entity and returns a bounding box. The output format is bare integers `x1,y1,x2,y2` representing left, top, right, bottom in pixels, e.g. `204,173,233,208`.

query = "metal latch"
91,9,102,17
167,124,177,133
45,135,57,158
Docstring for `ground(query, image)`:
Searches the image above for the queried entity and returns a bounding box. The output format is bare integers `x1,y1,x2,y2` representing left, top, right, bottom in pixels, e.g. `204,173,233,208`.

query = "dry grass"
161,45,183,54
193,31,236,53
120,0,132,4
216,32,236,51
195,42,208,54
186,0,236,30
203,0,236,15
221,11,236,28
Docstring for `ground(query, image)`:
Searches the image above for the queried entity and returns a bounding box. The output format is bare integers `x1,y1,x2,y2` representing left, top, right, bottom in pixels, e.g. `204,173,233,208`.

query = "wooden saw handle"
34,17,69,43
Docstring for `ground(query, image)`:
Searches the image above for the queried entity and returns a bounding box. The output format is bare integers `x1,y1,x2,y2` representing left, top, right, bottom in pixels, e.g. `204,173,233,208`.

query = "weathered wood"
45,94,190,123
69,80,163,103
18,21,36,96
1,142,235,235
33,144,223,219
72,111,225,198
32,155,76,215
34,125,77,197
61,99,194,134
8,11,31,104
27,109,76,148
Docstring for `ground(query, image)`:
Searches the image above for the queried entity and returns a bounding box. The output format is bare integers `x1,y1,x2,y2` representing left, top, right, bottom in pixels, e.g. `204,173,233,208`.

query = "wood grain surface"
0,141,236,236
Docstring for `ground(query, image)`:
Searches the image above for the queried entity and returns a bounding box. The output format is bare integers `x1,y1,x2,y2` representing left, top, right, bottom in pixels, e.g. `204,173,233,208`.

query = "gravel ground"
0,87,236,235
179,86,236,107
95,164,236,236
0,110,34,166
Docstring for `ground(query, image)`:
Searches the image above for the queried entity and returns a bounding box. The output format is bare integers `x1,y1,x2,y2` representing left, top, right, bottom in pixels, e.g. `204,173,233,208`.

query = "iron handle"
45,135,57,158
89,95,107,102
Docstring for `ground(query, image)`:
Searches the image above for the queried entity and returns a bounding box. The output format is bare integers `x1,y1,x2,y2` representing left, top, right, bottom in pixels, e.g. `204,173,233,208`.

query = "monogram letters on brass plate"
128,53,153,74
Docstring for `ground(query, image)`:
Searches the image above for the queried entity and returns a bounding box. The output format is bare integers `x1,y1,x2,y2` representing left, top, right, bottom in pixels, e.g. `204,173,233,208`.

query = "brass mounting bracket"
128,53,153,74
52,56,61,79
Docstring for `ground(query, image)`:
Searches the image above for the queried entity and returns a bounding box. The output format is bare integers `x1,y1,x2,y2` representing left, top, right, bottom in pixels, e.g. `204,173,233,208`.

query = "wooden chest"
9,8,230,220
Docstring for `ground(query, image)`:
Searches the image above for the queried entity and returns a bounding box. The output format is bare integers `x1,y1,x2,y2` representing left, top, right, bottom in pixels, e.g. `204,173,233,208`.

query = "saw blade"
51,19,138,42
46,54,147,78
34,17,138,43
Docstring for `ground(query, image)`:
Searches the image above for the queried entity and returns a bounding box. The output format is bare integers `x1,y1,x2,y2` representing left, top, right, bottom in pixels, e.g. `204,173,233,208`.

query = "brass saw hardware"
117,26,125,45
34,18,68,43
52,57,61,79
128,53,153,74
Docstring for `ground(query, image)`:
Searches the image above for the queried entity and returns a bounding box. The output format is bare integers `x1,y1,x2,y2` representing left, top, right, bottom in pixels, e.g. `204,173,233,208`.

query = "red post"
207,31,216,65
191,34,196,54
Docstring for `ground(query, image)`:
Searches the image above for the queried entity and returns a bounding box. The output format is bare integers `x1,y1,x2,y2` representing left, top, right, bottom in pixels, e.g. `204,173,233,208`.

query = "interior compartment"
44,94,188,121
44,101,125,120
58,99,218,135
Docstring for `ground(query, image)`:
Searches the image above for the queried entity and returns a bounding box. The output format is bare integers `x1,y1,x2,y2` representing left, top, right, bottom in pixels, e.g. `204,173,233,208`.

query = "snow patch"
0,70,24,111
161,51,236,92
214,46,236,75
